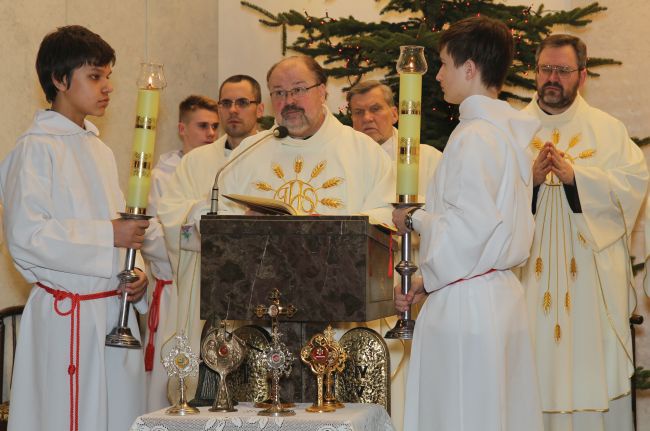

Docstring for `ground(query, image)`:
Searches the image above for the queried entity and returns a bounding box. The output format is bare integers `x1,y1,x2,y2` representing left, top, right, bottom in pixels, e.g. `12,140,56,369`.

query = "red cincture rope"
37,282,119,431
144,278,172,371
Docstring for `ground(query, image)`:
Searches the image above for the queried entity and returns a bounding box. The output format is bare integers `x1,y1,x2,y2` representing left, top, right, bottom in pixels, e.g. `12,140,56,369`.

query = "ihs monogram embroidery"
253,156,344,214
529,128,595,342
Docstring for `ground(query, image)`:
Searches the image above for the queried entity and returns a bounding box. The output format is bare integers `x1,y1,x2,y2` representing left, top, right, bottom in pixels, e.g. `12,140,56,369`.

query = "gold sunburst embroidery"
254,157,344,214
530,130,595,167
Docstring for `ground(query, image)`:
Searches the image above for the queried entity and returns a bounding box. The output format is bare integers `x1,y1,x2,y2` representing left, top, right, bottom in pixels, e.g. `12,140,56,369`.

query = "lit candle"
126,87,160,214
396,72,422,200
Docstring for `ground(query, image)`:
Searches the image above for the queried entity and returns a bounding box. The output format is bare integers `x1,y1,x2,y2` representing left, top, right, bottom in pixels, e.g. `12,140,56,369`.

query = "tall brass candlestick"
386,46,427,340
106,63,167,349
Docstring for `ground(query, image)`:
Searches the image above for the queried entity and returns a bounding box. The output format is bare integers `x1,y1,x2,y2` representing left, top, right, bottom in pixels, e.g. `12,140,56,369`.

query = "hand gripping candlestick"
106,63,167,348
385,46,427,340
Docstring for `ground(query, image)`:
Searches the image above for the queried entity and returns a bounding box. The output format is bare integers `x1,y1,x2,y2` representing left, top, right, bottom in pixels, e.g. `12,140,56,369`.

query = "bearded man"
518,34,648,431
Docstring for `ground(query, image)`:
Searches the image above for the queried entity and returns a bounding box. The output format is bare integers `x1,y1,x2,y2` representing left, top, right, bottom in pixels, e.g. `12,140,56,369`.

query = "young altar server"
0,25,149,431
393,16,543,431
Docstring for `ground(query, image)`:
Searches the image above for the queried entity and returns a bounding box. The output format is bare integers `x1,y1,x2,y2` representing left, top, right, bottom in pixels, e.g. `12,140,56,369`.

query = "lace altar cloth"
130,402,395,431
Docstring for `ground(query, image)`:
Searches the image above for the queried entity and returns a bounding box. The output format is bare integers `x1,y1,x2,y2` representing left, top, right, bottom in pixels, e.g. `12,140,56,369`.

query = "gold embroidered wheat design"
570,257,577,279
578,149,596,159
543,291,552,315
310,161,326,179
254,181,273,191
321,178,343,189
272,164,285,179
294,156,303,174
535,257,543,279
565,292,571,312
320,198,343,208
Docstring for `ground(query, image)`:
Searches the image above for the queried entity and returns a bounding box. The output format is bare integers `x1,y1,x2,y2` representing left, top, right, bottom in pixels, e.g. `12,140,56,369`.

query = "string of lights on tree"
242,0,618,149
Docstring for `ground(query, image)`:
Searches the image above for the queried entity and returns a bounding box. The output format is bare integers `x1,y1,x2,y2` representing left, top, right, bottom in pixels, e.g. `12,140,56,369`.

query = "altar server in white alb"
0,25,148,431
347,79,442,431
393,16,543,431
157,75,263,359
218,56,394,223
518,34,648,431
141,95,219,411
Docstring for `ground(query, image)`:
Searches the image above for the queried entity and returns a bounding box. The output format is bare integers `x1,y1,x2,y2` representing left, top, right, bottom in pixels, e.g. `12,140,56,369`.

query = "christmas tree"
242,0,618,149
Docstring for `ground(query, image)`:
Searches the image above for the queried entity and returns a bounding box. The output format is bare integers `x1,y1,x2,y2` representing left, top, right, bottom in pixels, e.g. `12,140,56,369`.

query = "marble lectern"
199,215,395,402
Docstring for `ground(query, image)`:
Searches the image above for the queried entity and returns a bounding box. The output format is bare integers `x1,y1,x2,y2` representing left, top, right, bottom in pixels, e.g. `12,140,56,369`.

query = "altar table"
130,402,395,431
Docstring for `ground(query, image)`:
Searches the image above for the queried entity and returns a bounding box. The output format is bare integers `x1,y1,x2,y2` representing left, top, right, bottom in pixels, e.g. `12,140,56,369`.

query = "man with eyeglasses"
218,56,394,223
347,80,441,198
141,94,220,411
153,76,264,399
518,34,648,431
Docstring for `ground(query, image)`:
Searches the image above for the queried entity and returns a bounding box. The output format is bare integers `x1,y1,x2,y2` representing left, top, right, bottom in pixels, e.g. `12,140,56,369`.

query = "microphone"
209,125,289,214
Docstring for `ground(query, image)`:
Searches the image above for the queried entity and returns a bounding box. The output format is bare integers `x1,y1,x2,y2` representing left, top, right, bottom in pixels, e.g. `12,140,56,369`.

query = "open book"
222,193,397,232
222,194,301,215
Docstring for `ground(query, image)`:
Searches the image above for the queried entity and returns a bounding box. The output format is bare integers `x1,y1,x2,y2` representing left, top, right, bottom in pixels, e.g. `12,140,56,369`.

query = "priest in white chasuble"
156,75,263,380
518,34,648,431
218,56,394,223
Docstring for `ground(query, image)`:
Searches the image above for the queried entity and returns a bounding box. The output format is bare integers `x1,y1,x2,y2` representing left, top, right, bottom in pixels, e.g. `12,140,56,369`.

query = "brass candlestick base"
385,201,423,340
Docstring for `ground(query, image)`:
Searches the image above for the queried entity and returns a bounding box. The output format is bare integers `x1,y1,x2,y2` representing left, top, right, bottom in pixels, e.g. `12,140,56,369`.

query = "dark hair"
178,95,219,122
439,16,513,90
266,55,328,87
535,34,587,70
346,80,395,106
36,25,116,103
218,74,262,102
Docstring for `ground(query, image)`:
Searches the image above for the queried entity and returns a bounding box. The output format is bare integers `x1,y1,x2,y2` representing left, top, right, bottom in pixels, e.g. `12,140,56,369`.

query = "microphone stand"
209,126,289,214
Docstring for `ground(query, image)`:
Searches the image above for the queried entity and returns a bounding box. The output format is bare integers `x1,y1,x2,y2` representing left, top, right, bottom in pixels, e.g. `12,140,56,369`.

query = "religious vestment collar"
459,94,540,185
529,93,583,126
23,109,100,138
277,105,332,148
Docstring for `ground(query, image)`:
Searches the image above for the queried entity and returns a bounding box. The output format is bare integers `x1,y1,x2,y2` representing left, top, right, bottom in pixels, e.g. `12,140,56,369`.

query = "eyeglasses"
217,98,260,109
536,64,581,79
270,83,321,101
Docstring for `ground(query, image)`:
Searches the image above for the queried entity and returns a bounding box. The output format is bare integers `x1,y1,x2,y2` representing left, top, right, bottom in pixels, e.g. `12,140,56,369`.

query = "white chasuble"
141,149,181,411
219,107,394,224
0,110,145,431
519,94,648,430
405,95,543,431
156,135,230,356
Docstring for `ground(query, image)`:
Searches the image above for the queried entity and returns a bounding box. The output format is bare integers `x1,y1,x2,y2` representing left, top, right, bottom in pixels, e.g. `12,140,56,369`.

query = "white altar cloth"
130,402,395,431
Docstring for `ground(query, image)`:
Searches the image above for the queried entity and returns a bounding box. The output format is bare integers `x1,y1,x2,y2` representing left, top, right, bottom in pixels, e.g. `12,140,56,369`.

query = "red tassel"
144,343,155,372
